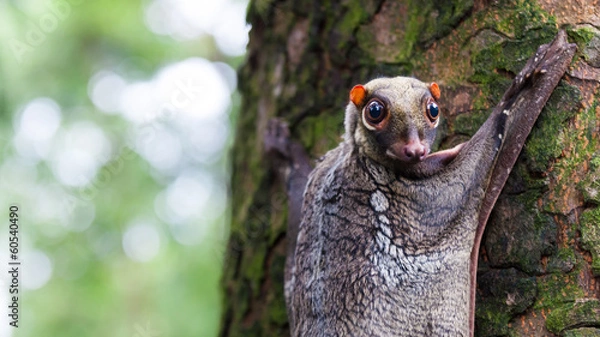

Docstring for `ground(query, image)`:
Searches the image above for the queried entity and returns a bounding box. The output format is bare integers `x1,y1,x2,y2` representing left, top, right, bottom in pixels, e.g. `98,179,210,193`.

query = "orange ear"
429,82,441,100
350,84,366,107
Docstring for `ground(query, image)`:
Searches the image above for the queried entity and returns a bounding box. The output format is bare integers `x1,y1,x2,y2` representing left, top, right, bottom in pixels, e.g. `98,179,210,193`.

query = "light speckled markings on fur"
280,31,576,337
370,190,389,212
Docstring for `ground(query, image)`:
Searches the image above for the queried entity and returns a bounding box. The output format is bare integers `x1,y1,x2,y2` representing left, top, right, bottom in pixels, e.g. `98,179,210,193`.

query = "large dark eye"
426,98,439,124
365,99,386,125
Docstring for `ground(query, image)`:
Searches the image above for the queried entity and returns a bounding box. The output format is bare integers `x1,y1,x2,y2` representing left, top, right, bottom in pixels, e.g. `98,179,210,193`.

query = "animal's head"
344,76,442,174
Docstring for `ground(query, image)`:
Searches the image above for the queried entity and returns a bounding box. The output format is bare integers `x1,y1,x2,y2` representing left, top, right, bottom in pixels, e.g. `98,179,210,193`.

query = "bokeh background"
0,0,249,336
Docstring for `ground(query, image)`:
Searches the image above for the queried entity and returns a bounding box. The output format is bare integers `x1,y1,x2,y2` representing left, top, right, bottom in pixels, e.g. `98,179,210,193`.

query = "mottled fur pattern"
288,77,498,336
274,31,576,337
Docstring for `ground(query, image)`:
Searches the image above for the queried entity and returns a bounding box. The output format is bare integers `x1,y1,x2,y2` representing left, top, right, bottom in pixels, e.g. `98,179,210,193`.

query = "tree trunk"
221,1,600,336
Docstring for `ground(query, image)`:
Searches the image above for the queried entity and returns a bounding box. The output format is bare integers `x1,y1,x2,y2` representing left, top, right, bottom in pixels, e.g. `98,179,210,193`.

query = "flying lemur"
265,31,575,336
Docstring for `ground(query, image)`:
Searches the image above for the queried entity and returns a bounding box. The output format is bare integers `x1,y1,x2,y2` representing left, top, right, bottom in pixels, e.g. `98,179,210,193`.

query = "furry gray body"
288,119,495,336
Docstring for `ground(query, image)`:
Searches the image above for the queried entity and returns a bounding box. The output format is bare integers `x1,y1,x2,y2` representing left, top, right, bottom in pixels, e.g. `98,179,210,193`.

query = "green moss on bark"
485,191,556,274
535,271,586,311
475,268,536,336
564,328,600,337
525,84,582,173
580,152,600,205
546,300,600,334
581,208,600,276
547,248,577,274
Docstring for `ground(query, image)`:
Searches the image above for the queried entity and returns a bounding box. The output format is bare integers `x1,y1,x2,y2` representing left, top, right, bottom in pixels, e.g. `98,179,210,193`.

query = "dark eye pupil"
428,103,439,118
369,102,383,119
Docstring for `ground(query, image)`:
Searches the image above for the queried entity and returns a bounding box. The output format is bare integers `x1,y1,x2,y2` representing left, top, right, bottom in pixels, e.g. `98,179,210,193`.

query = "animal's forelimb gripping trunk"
468,30,576,336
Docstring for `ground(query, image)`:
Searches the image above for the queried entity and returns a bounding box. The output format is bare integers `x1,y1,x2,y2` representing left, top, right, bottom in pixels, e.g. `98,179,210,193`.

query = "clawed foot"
504,30,576,101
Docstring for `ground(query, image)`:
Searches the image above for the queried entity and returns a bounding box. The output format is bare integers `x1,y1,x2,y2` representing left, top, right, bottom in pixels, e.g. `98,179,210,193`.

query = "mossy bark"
222,0,600,336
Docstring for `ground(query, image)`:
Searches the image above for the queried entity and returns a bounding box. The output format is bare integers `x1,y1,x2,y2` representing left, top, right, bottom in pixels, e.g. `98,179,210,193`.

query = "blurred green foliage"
0,0,247,336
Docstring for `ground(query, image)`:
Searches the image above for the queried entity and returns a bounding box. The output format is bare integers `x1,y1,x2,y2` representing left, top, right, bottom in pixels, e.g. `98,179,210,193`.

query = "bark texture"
222,0,600,336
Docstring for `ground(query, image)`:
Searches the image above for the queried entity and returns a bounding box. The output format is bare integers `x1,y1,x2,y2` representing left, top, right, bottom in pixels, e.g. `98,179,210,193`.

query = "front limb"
466,30,576,336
